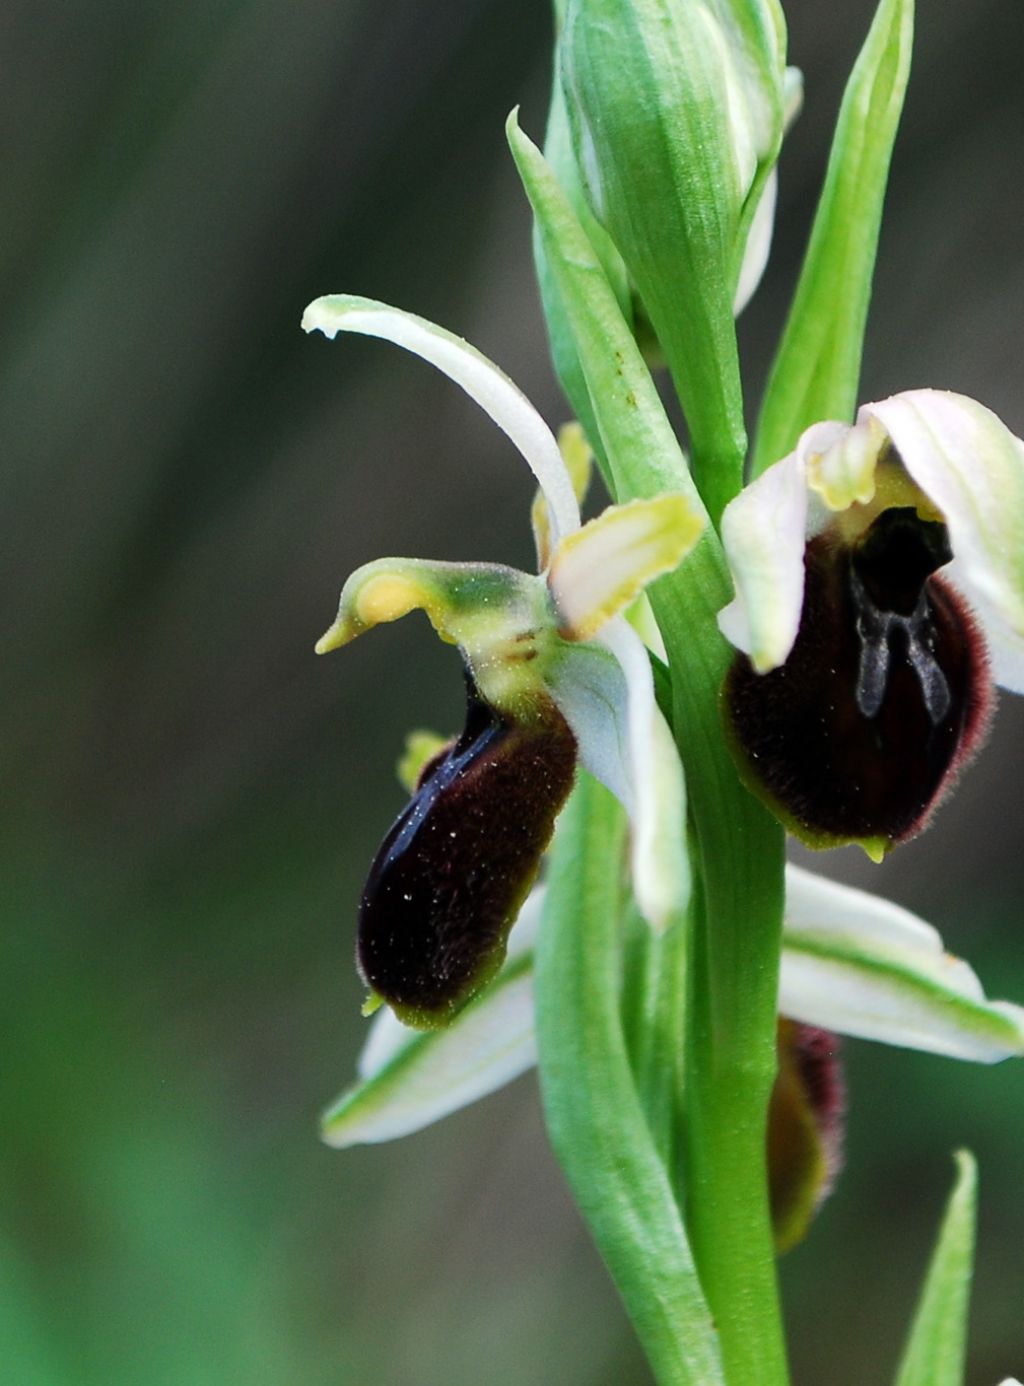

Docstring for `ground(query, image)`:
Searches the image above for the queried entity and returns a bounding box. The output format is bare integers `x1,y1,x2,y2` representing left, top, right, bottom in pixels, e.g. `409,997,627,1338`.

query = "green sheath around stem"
535,774,724,1386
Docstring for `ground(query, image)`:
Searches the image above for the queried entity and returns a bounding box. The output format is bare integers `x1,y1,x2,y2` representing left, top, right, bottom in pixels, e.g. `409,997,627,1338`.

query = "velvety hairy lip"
358,674,576,1029
725,511,992,855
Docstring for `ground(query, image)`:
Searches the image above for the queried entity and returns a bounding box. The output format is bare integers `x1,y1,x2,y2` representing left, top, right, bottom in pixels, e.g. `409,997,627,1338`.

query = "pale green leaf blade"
894,1150,977,1386
535,774,723,1385
753,0,914,476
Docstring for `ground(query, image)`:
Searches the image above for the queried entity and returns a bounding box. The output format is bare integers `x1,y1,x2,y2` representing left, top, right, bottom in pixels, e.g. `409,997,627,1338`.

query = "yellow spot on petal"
357,574,423,626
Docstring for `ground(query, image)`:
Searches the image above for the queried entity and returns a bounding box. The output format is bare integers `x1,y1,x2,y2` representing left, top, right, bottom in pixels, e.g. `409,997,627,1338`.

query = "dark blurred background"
3,1,1023,1382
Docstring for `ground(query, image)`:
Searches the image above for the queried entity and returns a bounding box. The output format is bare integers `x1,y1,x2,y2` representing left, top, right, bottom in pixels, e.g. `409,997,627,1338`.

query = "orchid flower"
320,858,1024,1243
718,391,1024,857
304,295,701,1028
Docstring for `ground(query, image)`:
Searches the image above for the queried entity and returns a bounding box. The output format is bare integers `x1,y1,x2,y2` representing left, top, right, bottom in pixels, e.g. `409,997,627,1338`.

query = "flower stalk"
307,0,1024,1380
509,110,789,1380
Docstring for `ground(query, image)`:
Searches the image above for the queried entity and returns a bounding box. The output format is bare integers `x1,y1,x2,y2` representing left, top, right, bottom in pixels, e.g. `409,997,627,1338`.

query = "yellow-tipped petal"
549,494,703,642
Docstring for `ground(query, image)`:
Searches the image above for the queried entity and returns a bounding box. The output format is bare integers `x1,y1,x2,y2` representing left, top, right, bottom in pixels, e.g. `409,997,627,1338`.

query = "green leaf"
535,774,724,1386
508,111,703,516
753,0,914,476
894,1150,977,1386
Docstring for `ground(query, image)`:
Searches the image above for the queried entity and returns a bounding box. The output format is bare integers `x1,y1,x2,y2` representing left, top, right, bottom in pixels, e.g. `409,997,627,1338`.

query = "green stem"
509,114,788,1382
620,898,690,1193
652,581,789,1386
535,776,724,1386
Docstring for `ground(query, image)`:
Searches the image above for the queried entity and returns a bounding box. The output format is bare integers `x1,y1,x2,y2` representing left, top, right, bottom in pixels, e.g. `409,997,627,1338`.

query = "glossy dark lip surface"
357,676,577,1028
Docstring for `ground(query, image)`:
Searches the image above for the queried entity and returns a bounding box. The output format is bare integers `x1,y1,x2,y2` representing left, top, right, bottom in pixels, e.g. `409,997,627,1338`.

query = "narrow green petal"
894,1151,977,1386
396,729,450,794
532,421,593,570
535,775,723,1384
753,0,914,476
781,867,1024,1063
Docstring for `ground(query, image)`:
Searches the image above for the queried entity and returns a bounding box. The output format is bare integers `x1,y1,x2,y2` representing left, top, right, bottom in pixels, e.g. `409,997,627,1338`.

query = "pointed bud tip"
315,624,346,655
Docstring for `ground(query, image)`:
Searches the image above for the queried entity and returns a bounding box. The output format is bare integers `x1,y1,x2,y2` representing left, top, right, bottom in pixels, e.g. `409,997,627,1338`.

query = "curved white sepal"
323,861,1024,1149
322,891,544,1147
780,865,1024,1063
599,619,689,932
864,390,1024,693
546,622,689,932
718,447,810,670
302,295,581,547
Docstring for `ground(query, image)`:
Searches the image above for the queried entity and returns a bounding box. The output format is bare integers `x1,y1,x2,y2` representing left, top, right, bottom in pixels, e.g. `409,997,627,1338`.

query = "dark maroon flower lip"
768,1021,845,1253
724,507,994,856
357,673,577,1029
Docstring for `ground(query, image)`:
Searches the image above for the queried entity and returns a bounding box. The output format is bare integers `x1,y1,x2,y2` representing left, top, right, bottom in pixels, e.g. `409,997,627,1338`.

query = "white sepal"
544,621,689,933
600,618,689,933
302,295,581,547
780,865,1024,1063
322,891,544,1148
718,445,810,671
322,865,1024,1149
864,390,1024,693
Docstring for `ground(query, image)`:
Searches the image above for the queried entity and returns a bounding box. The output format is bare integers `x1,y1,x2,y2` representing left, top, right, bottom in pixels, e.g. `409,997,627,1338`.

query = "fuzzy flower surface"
718,391,1024,856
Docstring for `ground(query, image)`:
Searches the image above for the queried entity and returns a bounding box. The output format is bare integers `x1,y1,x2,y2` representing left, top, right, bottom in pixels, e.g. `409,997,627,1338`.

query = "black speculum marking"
726,507,989,848
357,673,577,1028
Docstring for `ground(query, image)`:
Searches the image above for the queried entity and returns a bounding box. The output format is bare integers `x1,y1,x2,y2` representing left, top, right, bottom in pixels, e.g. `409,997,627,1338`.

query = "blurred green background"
3,1,1023,1381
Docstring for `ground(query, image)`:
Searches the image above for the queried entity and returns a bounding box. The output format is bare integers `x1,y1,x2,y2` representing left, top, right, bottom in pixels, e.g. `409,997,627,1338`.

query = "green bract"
559,0,787,517
894,1152,977,1386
